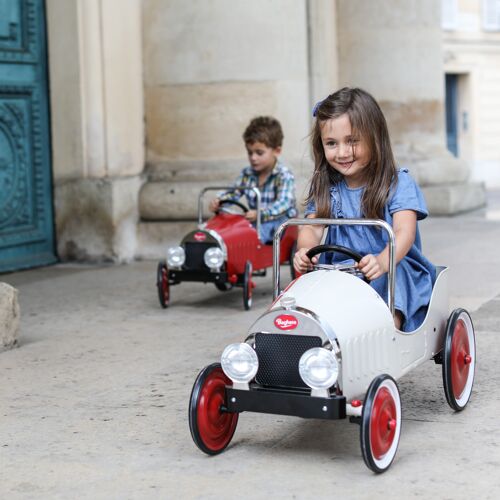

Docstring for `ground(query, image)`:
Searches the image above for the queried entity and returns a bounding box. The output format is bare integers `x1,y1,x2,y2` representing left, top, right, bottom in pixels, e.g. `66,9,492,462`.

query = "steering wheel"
217,199,249,214
305,244,368,281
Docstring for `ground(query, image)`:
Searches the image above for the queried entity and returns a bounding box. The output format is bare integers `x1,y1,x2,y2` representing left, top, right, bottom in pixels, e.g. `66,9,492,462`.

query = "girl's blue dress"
305,169,436,332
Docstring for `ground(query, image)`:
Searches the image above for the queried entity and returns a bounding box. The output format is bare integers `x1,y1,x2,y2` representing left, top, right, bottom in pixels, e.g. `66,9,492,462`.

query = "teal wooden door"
0,0,56,272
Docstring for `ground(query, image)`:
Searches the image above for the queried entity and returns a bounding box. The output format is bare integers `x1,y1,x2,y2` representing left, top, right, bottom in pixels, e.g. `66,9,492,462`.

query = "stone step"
137,221,197,260
137,183,487,259
422,182,487,215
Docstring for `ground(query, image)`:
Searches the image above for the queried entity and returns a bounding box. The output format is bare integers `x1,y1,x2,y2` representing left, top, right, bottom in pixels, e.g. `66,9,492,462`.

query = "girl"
294,87,436,332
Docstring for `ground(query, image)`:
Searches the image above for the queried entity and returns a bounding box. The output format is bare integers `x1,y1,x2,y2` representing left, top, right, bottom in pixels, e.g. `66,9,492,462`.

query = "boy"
209,116,297,243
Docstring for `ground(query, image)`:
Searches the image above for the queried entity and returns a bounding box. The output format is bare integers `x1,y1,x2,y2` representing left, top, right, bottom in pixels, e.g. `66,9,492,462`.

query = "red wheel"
189,363,238,455
443,309,475,411
360,374,401,473
156,261,170,308
243,260,253,310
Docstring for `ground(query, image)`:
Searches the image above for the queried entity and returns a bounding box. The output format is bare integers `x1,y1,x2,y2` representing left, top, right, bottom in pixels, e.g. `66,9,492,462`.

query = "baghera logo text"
274,315,298,330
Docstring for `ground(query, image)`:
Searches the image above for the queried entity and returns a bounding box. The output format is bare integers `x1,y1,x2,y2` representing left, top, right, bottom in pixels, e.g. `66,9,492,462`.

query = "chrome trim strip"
247,306,341,357
205,229,228,259
180,228,228,261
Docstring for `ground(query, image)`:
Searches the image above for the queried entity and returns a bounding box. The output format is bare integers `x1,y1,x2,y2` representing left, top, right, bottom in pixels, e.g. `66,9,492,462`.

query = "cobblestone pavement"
1,193,500,499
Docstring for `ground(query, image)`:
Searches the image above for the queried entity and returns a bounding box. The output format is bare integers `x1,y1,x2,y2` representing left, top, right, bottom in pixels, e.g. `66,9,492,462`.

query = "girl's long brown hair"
307,87,397,219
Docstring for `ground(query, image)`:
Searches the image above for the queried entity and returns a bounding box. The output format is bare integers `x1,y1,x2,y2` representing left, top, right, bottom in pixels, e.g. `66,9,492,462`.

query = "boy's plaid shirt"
220,160,297,222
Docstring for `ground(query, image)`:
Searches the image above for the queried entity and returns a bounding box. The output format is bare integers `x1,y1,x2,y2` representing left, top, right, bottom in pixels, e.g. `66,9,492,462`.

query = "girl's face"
320,113,371,188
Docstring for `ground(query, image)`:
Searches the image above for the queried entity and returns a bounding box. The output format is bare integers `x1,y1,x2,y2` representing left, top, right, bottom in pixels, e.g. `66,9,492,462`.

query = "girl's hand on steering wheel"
294,248,318,274
357,253,387,281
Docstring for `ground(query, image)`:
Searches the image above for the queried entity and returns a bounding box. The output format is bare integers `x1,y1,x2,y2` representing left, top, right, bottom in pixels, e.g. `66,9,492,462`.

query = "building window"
442,0,458,30
482,0,500,31
445,74,459,157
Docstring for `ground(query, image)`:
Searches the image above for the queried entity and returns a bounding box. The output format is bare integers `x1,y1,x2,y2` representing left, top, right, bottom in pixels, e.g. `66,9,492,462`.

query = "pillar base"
55,176,142,262
422,182,486,215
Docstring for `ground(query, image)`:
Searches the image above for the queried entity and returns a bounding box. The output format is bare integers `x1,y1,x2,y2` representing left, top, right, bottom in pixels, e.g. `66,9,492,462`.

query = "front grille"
255,333,322,389
183,242,216,270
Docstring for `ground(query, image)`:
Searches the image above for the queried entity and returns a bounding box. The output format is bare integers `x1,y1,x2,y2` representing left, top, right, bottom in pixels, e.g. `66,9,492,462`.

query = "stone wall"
336,0,485,214
46,0,144,262
42,1,488,262
140,0,312,220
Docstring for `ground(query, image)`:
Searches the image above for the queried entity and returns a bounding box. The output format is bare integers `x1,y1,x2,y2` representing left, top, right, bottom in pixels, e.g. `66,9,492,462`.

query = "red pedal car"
156,186,297,310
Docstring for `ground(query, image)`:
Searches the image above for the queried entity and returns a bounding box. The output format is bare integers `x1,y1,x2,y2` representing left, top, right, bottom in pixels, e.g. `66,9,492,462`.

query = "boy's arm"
217,171,246,203
259,172,296,220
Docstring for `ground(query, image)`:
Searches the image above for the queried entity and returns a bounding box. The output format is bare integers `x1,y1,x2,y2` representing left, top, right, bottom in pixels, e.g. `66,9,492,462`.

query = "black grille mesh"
255,333,322,388
184,242,216,270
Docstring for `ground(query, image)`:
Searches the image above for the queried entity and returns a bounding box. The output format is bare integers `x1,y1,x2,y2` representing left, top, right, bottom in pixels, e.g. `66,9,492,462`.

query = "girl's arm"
358,210,417,281
293,215,324,274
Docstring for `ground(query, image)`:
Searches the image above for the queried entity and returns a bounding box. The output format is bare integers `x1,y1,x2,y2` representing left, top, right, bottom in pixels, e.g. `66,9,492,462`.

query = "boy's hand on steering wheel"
245,209,257,222
209,198,220,212
357,253,387,281
293,247,318,274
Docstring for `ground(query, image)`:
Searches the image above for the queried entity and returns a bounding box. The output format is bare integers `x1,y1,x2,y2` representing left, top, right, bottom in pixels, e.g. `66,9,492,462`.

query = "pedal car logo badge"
274,314,298,330
194,232,206,242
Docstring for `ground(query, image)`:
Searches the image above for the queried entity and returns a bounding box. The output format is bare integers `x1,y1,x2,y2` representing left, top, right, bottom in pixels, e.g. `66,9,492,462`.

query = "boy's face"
246,142,281,174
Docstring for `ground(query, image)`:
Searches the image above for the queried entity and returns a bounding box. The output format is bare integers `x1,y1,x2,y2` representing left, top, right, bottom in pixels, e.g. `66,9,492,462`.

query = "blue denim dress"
305,169,436,332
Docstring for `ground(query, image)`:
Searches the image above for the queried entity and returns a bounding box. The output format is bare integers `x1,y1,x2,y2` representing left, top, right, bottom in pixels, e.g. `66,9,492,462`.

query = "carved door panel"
0,0,56,272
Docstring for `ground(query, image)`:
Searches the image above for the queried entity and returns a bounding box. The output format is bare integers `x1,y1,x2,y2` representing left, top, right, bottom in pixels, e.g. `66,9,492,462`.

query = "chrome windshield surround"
273,218,396,316
197,185,262,238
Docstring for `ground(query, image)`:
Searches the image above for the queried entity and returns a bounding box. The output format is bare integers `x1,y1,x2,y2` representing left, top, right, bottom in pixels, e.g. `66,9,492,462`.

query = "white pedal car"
189,218,475,473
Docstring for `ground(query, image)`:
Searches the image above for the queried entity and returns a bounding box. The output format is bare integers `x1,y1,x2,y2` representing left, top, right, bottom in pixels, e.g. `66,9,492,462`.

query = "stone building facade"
0,0,487,270
442,0,500,188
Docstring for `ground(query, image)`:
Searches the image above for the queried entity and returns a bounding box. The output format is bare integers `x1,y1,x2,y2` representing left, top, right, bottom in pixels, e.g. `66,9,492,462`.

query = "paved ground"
1,193,500,499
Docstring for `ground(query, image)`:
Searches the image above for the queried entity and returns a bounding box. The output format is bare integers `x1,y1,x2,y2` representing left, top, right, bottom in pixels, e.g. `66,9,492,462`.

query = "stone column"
46,0,144,261
139,0,311,235
336,0,485,214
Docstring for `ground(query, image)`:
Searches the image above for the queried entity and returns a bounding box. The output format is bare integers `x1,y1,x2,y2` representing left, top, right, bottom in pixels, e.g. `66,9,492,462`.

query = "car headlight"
299,347,338,390
166,246,185,268
204,246,224,270
221,343,259,383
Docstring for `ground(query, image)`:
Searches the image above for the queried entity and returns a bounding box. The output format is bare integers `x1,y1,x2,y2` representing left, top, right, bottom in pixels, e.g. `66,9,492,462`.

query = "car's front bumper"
225,386,346,420
169,269,228,284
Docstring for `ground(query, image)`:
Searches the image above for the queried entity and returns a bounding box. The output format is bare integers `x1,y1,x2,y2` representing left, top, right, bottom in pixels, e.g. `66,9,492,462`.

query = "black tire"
243,260,253,310
360,374,401,473
215,281,233,292
442,308,475,411
156,261,170,308
188,363,239,455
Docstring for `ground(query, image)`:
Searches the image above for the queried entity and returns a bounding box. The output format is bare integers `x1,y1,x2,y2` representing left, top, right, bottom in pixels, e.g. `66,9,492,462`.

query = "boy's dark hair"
243,116,283,148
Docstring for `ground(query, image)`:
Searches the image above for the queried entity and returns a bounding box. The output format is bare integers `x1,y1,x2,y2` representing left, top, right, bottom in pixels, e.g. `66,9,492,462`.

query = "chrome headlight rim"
221,342,259,384
299,347,339,390
166,246,186,268
204,246,224,271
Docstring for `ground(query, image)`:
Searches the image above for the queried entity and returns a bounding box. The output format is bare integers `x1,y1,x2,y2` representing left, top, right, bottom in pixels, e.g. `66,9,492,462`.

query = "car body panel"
248,266,449,400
